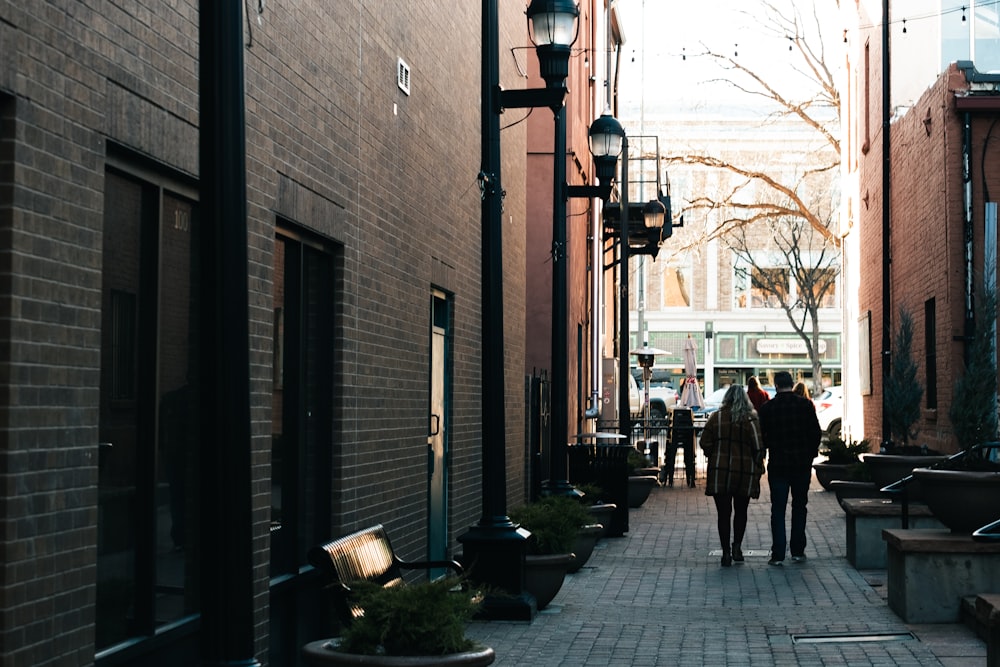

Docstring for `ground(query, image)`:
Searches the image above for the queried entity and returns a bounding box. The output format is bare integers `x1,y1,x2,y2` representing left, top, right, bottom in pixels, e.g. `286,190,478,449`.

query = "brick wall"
0,1,528,664
858,58,998,453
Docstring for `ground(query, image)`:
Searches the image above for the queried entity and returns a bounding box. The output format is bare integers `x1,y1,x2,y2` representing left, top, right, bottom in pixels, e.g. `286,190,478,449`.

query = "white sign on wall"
756,338,826,355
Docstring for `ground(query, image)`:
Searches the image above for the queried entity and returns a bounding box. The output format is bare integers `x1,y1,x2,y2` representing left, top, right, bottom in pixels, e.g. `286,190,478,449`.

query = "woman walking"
699,385,765,566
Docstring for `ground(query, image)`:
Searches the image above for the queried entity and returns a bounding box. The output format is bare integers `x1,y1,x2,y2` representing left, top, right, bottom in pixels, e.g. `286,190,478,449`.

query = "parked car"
631,368,678,422
691,384,775,430
813,385,843,439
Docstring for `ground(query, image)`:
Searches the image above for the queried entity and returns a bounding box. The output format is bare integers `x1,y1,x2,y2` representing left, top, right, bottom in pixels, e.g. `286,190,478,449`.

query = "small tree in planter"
302,576,495,666
949,277,999,455
915,278,1000,533
509,496,594,608
883,307,924,453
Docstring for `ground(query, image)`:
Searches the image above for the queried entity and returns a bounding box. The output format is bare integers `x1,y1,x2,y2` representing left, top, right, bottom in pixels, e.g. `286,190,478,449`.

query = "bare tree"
666,0,842,394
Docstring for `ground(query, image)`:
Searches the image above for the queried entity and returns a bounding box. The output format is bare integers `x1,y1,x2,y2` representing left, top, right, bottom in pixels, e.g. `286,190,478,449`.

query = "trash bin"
568,442,629,537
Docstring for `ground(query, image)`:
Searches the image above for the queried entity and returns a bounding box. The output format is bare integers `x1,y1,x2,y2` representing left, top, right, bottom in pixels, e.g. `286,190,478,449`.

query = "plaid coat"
699,406,764,498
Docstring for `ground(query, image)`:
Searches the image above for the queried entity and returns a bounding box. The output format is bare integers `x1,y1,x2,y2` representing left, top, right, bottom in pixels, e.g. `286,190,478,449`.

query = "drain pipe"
962,111,974,364
585,204,602,420
880,0,892,451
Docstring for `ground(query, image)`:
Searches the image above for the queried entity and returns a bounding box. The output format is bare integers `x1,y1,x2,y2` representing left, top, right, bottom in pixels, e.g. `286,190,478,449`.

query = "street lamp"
545,111,623,499
526,0,580,87
459,0,581,621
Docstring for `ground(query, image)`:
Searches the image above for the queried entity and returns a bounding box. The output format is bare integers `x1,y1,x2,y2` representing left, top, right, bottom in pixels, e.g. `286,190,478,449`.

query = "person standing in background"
746,375,770,410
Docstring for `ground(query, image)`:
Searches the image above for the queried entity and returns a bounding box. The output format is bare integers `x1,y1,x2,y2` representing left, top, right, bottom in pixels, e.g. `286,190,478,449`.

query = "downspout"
963,111,975,365
880,0,892,450
586,6,622,420
585,202,602,419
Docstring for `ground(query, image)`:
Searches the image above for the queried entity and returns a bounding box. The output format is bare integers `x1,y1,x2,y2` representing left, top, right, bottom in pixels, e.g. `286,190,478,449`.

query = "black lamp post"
545,111,624,498
459,0,578,621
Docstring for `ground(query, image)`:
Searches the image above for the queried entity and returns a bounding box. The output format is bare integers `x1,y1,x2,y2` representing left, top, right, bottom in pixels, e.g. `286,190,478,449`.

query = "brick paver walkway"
465,471,987,666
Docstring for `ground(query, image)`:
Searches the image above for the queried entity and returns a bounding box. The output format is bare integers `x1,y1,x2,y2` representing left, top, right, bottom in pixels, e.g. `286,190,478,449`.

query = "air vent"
397,58,411,96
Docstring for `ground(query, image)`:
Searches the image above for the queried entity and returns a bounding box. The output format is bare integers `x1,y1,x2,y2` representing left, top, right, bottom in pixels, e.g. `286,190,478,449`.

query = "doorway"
428,290,451,573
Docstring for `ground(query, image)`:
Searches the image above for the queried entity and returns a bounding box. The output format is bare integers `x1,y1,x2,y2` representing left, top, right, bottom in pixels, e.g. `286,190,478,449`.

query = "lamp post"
545,112,623,498
459,0,577,621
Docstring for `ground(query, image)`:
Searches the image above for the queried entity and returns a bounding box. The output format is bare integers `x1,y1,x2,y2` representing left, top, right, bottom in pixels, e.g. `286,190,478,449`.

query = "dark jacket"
699,406,764,498
757,391,822,476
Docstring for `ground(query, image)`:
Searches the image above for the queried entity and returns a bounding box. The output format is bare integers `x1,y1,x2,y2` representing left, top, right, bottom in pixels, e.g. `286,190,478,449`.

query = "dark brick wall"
0,1,529,664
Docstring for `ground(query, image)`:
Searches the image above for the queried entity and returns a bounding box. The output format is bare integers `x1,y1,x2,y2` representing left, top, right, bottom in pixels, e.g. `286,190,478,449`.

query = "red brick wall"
858,57,1000,453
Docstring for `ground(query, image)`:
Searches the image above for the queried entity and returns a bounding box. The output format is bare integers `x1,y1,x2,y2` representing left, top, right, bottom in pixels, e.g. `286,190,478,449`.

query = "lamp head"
526,0,580,87
642,198,665,229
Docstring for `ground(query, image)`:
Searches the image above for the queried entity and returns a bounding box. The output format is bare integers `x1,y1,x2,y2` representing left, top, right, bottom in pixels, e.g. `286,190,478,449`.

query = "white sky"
615,0,842,123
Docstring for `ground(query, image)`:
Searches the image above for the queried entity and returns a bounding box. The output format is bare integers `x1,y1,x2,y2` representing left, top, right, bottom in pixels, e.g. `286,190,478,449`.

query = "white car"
813,386,843,439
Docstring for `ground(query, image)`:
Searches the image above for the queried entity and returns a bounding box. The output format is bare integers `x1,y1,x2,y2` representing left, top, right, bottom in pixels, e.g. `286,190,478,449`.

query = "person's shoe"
731,544,744,562
791,554,807,563
721,553,732,567
767,557,784,566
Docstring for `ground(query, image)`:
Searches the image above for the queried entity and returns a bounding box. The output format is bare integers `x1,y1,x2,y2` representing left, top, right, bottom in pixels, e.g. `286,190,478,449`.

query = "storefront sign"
756,338,826,355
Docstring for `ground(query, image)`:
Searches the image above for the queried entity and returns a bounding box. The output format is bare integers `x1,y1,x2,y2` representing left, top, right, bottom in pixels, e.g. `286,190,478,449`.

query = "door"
428,290,450,572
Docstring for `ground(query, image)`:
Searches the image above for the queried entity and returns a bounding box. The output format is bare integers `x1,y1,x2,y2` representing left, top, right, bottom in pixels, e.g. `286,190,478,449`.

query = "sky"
614,0,843,123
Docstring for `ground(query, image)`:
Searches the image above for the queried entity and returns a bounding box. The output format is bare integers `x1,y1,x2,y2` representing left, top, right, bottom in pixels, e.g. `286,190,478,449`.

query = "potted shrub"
866,307,946,489
301,576,495,666
813,436,870,491
509,496,592,608
626,449,659,507
915,281,1000,533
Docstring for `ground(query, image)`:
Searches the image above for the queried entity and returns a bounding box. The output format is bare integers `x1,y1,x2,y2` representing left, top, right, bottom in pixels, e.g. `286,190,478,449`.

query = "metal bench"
308,524,463,627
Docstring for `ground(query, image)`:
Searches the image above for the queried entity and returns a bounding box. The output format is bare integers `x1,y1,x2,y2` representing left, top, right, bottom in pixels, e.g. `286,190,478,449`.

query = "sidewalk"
465,472,988,666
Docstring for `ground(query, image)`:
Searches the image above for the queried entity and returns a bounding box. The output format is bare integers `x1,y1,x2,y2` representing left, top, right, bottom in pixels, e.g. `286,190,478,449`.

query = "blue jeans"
769,468,811,559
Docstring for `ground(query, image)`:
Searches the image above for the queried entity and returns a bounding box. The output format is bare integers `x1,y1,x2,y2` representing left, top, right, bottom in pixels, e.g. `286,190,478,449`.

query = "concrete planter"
302,640,495,666
524,553,574,610
912,468,1000,533
813,462,854,491
627,476,658,508
567,524,603,573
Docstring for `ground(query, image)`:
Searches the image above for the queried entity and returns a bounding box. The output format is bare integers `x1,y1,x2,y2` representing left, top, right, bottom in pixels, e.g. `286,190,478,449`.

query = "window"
925,298,937,409
734,260,837,310
653,251,692,309
97,165,201,651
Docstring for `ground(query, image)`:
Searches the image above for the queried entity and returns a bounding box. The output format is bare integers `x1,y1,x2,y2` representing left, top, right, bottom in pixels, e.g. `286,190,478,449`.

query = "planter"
813,462,854,491
524,553,574,610
864,453,948,494
586,503,616,538
627,476,658,508
302,639,496,666
911,468,1000,533
567,524,603,573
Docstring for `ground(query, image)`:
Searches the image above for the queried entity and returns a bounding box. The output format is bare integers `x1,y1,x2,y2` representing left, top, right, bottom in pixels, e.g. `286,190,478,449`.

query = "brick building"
844,2,1000,452
0,2,558,665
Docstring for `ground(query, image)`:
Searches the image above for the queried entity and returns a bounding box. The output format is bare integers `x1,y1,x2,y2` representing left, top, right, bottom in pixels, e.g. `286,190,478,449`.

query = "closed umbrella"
679,335,704,408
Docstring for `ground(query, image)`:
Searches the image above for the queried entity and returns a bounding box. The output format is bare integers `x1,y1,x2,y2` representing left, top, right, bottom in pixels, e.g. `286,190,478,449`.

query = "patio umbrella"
679,335,704,408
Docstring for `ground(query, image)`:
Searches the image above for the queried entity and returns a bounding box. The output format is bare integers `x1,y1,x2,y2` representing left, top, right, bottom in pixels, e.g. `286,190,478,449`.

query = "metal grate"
791,632,915,644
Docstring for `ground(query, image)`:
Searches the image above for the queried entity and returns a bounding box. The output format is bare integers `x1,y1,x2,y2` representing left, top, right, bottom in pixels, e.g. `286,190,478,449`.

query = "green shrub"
820,436,870,464
509,495,593,554
337,577,482,656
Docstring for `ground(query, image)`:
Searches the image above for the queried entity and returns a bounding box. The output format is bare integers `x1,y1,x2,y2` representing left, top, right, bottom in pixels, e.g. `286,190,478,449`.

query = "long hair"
724,384,754,422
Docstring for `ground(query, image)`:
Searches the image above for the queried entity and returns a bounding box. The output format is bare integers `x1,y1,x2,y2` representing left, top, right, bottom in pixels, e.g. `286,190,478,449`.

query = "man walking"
757,371,821,565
